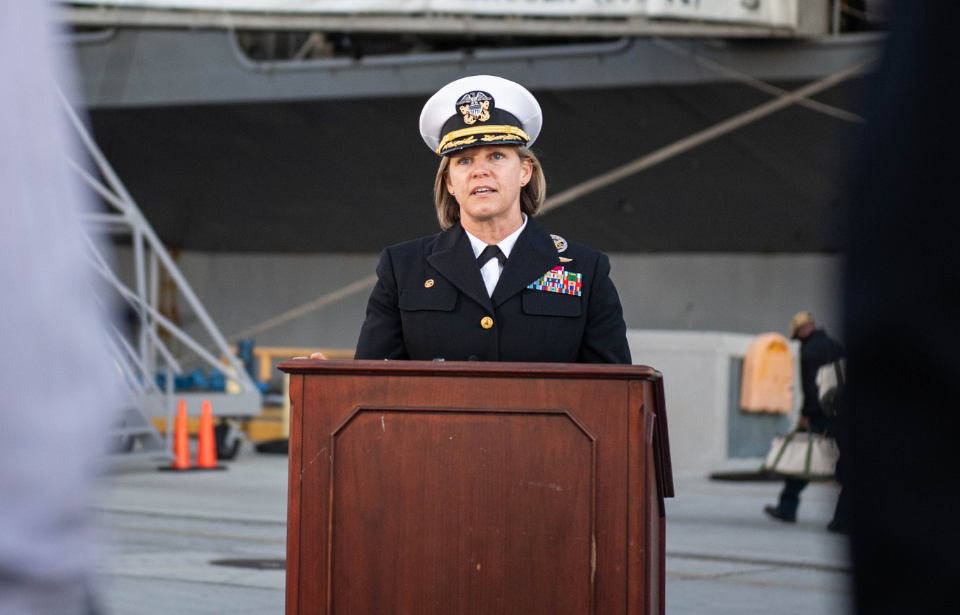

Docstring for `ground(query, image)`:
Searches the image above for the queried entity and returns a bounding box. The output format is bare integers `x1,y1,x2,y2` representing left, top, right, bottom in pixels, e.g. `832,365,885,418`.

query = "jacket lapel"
491,219,560,308
427,222,494,315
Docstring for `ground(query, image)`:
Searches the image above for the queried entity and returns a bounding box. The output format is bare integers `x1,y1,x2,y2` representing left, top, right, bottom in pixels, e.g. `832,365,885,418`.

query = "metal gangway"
59,91,261,463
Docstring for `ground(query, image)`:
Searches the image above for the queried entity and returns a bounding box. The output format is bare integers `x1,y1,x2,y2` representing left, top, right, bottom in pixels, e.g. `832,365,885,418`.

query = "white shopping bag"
762,430,839,479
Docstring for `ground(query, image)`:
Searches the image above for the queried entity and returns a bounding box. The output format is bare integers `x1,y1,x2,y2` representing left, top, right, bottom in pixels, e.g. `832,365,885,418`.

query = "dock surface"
96,449,849,614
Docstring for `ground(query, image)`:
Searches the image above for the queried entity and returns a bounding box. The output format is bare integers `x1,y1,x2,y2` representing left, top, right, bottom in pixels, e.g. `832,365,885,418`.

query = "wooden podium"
278,360,673,615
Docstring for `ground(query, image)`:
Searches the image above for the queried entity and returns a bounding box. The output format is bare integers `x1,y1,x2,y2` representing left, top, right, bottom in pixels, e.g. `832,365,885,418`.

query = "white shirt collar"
464,213,528,258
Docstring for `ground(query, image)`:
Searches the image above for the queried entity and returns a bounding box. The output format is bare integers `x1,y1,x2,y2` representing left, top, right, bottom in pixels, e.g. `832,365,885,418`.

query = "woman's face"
445,145,532,227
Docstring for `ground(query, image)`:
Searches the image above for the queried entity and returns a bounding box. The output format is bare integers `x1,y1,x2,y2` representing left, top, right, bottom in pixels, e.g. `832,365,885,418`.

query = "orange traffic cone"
195,399,221,470
170,399,190,470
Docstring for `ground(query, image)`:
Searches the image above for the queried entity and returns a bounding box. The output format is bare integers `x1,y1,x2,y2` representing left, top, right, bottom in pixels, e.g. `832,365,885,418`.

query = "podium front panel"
331,407,594,614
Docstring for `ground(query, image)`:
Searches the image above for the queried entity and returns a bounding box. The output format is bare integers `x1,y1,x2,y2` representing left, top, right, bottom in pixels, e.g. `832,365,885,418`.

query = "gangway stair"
60,89,263,464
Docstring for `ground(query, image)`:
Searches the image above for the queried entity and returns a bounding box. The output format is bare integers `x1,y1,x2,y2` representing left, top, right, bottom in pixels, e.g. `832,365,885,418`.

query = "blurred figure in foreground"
0,2,121,614
764,312,847,530
844,1,960,612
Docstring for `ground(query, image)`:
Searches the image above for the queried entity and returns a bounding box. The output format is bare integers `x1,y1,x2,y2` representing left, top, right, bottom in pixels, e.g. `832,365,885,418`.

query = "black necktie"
477,245,507,268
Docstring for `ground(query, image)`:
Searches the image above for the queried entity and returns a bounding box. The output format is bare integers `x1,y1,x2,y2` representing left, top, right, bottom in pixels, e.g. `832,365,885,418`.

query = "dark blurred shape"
255,439,289,455
841,1,888,32
236,339,257,380
843,0,960,612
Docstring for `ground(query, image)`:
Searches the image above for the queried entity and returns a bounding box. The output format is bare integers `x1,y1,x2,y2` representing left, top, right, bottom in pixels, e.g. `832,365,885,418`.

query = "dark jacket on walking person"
799,329,846,423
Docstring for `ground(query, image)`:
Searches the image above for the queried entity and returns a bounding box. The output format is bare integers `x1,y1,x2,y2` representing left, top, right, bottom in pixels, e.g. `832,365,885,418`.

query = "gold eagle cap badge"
457,91,492,125
551,234,568,253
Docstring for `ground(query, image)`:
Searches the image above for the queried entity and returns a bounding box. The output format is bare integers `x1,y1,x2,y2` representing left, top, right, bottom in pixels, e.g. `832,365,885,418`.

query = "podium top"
278,359,672,498
278,359,661,381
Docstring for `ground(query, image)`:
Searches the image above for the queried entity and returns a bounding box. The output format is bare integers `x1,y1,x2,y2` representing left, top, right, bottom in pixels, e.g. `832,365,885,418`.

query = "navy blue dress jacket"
355,219,631,363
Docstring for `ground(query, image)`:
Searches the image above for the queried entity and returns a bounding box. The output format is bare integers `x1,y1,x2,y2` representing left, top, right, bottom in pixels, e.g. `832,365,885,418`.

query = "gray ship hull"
74,29,880,253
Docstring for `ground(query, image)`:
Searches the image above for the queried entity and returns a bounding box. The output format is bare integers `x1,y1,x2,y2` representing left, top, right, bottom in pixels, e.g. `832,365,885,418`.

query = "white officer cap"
420,75,543,156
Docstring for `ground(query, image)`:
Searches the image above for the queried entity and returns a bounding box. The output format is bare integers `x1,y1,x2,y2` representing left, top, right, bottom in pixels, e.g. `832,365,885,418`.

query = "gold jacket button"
480,316,494,329
424,279,435,288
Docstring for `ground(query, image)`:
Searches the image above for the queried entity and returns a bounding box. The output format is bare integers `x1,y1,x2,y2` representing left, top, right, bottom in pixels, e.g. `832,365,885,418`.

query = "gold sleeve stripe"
437,125,531,154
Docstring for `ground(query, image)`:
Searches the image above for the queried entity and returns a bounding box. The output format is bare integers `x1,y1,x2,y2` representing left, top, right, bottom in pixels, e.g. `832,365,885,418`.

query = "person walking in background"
764,312,847,531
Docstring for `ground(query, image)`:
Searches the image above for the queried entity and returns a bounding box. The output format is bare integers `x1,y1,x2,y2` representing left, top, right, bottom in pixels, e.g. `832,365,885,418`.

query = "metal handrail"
57,88,257,393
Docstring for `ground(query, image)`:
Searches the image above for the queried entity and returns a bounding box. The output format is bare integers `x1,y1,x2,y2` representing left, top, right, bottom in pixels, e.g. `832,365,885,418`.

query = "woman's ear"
520,158,533,185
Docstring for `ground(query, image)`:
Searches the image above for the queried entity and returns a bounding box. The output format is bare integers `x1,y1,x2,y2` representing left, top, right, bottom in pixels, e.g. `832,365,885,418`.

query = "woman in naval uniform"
354,75,631,363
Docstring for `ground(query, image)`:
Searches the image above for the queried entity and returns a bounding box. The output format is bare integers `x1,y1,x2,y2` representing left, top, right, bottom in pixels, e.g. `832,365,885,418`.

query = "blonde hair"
433,146,546,231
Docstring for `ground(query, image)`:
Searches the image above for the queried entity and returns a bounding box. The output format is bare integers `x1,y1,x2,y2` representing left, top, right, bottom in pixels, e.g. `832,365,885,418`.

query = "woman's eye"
456,158,471,165
492,152,504,160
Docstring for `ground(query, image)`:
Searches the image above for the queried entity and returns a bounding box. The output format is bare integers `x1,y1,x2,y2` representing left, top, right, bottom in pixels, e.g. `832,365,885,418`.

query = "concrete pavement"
94,446,851,614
